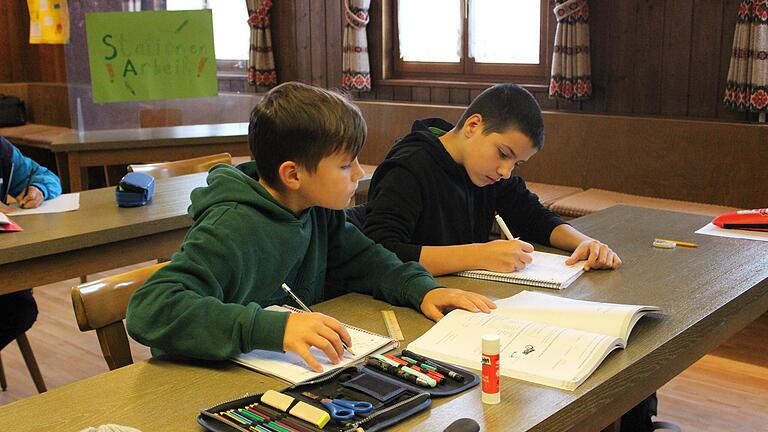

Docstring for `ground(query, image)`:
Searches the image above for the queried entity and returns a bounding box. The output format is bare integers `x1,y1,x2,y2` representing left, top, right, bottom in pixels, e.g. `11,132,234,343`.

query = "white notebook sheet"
233,305,398,384
455,251,584,289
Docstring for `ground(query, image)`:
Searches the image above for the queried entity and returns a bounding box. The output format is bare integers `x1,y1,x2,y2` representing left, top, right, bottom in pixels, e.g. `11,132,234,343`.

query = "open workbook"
407,291,661,390
233,305,399,384
455,251,584,289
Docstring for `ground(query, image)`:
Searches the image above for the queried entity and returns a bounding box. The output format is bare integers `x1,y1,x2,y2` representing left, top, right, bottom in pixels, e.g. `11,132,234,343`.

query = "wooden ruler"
381,310,404,341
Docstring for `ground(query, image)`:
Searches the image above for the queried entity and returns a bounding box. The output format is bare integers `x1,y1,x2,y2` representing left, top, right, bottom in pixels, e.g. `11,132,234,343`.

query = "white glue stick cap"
482,334,500,354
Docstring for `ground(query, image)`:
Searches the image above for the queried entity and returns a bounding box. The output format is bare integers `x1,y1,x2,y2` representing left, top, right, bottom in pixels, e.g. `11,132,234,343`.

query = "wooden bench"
353,101,766,216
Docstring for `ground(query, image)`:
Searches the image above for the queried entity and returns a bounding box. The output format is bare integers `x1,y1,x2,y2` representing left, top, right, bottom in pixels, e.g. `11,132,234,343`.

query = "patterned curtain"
549,0,592,101
245,0,277,88
723,0,768,120
342,0,371,92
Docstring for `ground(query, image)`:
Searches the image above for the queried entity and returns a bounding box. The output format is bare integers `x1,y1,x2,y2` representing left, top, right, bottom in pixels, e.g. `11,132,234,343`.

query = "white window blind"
166,0,249,61
397,0,461,62
469,0,540,64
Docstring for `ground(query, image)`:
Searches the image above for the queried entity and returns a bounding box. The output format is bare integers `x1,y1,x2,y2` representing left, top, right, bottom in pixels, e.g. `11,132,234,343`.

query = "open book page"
233,305,398,384
407,309,622,390
457,251,584,289
494,291,661,342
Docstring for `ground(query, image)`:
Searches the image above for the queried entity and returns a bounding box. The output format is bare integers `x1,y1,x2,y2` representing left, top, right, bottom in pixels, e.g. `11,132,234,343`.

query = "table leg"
67,152,83,192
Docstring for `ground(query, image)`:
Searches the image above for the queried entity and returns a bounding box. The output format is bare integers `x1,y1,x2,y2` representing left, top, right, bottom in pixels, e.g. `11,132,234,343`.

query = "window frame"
390,0,553,84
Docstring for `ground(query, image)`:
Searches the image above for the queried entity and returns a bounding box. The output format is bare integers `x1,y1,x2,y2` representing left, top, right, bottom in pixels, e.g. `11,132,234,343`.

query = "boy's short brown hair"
249,82,367,187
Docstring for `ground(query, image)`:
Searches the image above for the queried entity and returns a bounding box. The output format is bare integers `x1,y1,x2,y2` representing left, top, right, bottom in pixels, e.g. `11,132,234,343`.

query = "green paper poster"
86,10,217,103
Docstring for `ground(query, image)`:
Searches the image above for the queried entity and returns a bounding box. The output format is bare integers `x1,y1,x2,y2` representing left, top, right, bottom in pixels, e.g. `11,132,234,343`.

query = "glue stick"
481,334,500,404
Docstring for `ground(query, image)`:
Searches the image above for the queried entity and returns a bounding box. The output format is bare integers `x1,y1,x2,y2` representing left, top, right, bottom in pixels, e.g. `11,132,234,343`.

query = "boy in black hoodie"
358,83,621,276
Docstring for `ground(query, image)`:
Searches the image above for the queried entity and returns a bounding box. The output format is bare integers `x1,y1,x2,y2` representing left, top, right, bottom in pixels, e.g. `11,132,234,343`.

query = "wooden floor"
1,266,767,431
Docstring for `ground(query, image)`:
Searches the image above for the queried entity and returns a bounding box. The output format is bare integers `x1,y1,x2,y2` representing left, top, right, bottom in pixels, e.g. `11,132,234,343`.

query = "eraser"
288,400,331,428
652,239,676,249
261,389,294,412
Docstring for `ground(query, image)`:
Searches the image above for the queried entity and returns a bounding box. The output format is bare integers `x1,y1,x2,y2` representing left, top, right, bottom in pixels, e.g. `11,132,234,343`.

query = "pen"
365,358,433,388
280,283,355,356
494,214,518,241
654,238,698,248
21,166,37,208
402,349,465,382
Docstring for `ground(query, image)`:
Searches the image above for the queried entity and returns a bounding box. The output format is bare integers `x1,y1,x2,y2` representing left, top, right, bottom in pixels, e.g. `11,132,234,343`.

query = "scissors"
301,392,373,420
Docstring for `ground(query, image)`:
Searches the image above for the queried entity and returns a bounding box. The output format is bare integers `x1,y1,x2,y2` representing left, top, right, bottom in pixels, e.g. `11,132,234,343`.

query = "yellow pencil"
655,238,698,248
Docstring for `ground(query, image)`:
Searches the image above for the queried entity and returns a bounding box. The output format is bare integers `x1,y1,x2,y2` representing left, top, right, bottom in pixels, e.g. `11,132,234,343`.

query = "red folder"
0,216,23,232
712,208,768,232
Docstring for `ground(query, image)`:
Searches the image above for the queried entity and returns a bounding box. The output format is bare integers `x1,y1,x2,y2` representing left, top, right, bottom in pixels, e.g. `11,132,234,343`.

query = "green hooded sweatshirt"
125,162,442,360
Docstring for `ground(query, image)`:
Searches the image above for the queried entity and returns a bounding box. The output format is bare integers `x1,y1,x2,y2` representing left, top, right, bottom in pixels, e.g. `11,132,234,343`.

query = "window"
394,0,550,82
167,0,249,72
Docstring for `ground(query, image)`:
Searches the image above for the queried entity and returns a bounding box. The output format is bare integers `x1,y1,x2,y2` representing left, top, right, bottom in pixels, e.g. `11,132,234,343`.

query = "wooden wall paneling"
469,88,484,102
660,0,694,116
430,87,450,104
555,98,581,112
0,1,16,82
411,87,430,103
632,0,665,115
393,86,411,101
376,85,394,100
1,0,28,82
309,0,327,87
716,0,748,121
325,0,343,91
449,88,470,105
26,83,70,126
271,0,299,82
294,0,312,84
603,0,637,114
687,0,724,118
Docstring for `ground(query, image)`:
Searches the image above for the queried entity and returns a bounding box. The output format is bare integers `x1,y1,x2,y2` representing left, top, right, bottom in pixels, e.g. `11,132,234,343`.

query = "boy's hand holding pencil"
16,166,43,209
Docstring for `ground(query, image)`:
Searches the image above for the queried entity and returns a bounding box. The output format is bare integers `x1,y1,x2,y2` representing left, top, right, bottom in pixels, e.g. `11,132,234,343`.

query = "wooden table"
50,122,250,192
0,172,206,295
1,206,766,431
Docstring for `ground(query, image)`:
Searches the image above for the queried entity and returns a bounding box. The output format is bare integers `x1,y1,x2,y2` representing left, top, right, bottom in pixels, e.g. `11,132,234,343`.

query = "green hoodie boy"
126,82,495,371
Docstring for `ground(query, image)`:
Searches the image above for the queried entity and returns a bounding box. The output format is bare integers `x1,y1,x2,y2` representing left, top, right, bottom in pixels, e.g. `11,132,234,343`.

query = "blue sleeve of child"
9,146,62,199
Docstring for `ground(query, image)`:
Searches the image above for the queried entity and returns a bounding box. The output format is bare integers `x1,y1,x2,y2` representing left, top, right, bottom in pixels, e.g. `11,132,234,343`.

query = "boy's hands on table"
283,312,352,372
421,288,496,321
566,239,622,271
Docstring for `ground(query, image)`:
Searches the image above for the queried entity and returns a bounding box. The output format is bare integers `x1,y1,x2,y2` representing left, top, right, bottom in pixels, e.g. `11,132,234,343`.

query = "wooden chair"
71,262,169,370
0,333,47,393
127,152,233,180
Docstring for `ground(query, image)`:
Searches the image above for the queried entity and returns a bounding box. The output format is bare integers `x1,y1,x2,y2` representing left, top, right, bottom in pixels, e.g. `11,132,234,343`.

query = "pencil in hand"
20,166,37,209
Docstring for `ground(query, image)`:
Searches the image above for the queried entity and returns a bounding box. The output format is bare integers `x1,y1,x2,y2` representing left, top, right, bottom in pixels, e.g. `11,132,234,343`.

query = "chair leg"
16,334,47,393
0,353,7,391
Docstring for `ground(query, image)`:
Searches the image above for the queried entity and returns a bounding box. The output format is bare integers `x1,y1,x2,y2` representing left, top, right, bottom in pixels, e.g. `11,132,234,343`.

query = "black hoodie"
361,118,566,263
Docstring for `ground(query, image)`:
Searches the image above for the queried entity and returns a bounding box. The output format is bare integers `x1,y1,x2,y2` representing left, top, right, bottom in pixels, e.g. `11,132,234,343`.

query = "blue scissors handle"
322,399,373,420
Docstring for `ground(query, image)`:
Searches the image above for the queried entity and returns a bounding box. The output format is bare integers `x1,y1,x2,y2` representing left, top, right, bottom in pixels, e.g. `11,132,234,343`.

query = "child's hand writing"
565,239,622,271
0,199,12,213
420,288,496,321
16,186,44,209
477,239,534,272
283,312,352,372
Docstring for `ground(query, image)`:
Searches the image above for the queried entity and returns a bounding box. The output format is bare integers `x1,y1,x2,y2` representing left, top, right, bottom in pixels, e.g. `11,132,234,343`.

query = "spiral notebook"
233,305,399,384
455,251,584,290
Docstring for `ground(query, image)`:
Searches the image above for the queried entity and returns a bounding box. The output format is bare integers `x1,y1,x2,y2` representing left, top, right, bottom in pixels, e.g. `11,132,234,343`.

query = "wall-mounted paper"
86,10,218,103
27,0,70,44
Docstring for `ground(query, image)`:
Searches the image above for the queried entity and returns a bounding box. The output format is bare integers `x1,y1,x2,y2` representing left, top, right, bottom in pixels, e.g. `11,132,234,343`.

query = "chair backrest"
71,262,169,370
127,152,233,180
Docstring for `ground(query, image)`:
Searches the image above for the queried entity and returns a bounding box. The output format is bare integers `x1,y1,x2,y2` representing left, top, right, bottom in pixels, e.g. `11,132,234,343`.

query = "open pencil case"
198,357,478,432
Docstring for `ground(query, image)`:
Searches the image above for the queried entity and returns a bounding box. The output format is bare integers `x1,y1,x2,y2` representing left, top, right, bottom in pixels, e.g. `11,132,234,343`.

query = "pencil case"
198,365,432,432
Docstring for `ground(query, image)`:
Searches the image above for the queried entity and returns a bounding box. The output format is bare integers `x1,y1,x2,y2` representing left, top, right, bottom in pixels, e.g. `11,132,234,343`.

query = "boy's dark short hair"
456,83,545,150
249,82,367,187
